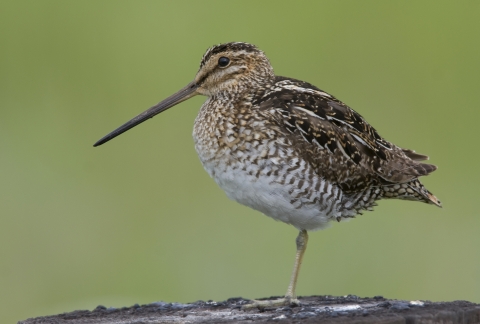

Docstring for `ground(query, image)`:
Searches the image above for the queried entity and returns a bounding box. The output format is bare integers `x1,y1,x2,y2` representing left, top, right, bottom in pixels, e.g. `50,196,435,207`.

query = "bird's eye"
218,57,230,67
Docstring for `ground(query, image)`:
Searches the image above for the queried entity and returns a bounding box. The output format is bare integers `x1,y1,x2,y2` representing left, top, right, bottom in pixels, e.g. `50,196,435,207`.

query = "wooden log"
18,295,480,324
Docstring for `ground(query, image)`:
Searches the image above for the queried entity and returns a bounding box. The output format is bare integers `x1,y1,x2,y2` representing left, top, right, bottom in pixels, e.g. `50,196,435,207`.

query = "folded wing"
257,77,437,184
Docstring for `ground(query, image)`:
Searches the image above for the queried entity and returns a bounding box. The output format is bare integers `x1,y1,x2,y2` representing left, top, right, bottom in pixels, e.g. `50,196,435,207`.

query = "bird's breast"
191,99,349,231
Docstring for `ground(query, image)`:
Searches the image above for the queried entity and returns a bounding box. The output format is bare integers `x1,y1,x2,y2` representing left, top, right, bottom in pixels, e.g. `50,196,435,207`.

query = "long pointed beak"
94,81,198,147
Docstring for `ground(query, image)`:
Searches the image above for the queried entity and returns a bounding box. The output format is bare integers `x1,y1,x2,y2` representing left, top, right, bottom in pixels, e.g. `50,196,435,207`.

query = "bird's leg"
242,230,309,310
285,229,308,303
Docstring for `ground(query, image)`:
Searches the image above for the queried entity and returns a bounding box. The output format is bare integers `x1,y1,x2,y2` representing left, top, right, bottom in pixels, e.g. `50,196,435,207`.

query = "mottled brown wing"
257,77,437,183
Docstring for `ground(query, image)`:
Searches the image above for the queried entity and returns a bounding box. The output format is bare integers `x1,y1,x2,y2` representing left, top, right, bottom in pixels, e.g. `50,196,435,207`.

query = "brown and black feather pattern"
255,76,441,207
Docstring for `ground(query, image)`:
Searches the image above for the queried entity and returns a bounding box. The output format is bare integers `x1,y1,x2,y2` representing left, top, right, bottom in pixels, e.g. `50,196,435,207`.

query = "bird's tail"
382,178,442,207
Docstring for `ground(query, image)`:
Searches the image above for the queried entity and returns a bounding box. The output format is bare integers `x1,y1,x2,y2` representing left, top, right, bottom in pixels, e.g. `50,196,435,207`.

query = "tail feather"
382,178,442,207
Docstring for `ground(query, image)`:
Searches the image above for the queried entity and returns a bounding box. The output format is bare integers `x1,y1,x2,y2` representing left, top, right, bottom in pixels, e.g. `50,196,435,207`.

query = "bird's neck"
211,74,275,103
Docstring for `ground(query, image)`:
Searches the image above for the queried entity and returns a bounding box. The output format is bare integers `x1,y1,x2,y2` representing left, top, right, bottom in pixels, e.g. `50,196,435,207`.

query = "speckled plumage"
192,42,440,231
94,42,441,308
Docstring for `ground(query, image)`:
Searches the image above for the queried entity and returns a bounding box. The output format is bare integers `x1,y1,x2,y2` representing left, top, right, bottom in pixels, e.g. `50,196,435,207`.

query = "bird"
94,42,441,309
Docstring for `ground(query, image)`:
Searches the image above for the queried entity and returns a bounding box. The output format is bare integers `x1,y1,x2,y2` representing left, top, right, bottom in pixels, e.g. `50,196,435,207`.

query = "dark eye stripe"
196,57,235,86
196,74,209,86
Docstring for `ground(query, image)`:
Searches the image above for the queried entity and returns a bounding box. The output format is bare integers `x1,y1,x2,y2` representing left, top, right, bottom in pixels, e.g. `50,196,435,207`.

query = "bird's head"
94,42,273,147
194,42,274,96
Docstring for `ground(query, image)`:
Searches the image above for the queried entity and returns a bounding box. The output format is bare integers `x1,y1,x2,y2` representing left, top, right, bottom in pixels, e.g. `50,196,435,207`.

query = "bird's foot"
241,297,300,310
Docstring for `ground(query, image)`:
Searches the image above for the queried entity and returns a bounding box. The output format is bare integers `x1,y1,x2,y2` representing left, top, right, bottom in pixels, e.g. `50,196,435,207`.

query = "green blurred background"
1,1,479,322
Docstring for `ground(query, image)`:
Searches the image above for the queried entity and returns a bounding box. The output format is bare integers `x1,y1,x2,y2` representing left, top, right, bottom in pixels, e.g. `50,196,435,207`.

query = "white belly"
194,140,344,231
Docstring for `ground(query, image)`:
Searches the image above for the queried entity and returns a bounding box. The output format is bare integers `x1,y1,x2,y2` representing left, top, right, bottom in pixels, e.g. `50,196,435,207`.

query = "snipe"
94,42,441,309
